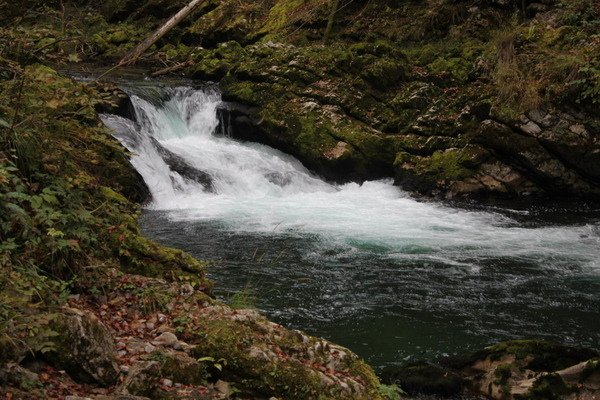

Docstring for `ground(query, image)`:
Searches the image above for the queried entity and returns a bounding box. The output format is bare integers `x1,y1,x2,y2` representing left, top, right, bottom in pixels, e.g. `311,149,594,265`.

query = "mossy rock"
519,373,574,400
46,309,120,386
361,58,407,90
394,146,482,193
181,306,383,399
427,56,475,84
485,340,599,372
152,350,209,385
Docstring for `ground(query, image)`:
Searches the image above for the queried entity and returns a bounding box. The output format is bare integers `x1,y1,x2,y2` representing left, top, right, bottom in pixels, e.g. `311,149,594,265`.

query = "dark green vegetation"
3,0,599,199
1,0,599,399
0,60,209,353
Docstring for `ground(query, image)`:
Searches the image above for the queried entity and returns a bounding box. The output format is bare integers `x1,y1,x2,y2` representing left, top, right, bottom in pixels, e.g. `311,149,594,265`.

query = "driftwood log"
150,60,194,77
119,0,207,66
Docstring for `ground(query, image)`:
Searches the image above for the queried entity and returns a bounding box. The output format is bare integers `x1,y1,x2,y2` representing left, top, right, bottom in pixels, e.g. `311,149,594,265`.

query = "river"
101,84,600,370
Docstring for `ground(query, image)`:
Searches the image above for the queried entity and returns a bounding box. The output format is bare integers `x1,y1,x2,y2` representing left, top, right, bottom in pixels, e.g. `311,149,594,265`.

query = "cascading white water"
102,85,600,366
101,86,600,271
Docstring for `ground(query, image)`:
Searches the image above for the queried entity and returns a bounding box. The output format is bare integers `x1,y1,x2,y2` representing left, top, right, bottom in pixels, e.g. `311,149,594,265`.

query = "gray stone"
152,332,178,347
214,379,231,398
117,361,160,397
47,308,119,386
519,120,542,135
179,283,194,297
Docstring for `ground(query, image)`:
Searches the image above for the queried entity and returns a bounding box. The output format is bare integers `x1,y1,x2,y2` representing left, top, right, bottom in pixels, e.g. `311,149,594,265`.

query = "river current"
101,85,600,369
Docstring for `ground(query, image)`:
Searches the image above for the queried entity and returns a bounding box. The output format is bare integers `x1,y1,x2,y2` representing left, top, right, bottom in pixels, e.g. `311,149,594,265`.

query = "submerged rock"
149,137,214,191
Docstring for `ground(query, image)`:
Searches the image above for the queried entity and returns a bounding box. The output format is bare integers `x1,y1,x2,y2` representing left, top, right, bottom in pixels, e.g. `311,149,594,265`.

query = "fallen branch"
150,60,193,77
119,0,207,66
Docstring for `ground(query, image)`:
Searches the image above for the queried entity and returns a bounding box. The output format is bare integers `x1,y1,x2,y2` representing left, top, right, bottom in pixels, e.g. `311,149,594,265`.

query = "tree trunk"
119,0,207,66
324,0,341,40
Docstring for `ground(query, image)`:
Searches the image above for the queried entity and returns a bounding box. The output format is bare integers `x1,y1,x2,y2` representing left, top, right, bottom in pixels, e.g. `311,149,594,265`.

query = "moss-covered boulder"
177,304,383,399
152,349,209,385
117,361,161,397
46,308,120,386
453,340,599,399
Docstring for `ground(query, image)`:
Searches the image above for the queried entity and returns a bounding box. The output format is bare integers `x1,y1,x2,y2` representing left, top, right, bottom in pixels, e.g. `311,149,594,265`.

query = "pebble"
180,283,194,297
214,380,230,395
152,332,178,347
520,120,542,135
144,343,157,353
161,378,173,387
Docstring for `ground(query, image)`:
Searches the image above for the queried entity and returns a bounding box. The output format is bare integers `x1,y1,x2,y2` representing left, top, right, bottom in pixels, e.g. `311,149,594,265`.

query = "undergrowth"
0,46,209,364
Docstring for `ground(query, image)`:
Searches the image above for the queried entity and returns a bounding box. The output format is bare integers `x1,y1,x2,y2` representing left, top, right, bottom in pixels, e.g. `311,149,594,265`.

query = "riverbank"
0,58,384,399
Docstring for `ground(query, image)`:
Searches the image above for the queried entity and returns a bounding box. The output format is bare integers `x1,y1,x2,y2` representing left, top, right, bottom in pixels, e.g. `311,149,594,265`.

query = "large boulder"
176,305,385,399
46,308,120,386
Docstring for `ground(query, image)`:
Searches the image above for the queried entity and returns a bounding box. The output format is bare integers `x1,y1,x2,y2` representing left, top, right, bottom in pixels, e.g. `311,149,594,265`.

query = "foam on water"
101,86,600,273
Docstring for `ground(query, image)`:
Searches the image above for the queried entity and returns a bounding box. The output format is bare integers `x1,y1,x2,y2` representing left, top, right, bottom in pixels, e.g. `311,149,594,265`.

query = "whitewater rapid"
101,86,600,273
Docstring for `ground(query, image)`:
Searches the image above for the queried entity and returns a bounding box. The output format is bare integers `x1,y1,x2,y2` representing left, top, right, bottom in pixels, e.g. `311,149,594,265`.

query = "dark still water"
140,208,600,370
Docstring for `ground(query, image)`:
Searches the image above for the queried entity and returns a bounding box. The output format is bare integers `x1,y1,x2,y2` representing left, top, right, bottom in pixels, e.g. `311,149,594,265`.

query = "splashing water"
102,86,600,367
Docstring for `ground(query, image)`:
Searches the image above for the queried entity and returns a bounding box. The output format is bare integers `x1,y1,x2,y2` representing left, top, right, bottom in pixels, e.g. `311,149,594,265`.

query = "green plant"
494,363,513,384
228,284,257,310
492,30,542,113
378,383,405,400
198,356,227,372
571,65,600,104
149,350,168,364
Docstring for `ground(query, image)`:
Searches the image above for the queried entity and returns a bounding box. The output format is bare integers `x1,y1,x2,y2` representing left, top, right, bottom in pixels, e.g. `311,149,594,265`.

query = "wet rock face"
46,308,120,386
216,102,264,143
395,111,600,199
192,38,600,199
149,137,214,191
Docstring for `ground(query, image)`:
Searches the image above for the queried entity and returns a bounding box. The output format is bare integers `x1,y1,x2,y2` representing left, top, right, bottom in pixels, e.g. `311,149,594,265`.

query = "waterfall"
100,86,600,271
